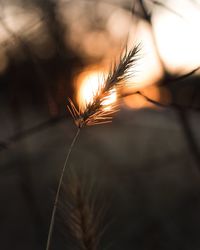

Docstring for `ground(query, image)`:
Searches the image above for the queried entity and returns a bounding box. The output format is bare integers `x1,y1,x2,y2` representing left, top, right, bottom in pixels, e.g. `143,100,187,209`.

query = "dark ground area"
1,106,200,250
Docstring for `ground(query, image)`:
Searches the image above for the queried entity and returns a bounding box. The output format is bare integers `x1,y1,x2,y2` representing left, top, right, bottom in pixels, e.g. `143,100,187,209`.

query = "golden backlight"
74,0,200,111
76,69,117,111
75,68,166,110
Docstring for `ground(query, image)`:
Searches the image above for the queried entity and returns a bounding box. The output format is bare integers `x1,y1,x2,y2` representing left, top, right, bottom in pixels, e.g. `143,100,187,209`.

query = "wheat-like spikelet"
59,172,104,250
67,44,140,128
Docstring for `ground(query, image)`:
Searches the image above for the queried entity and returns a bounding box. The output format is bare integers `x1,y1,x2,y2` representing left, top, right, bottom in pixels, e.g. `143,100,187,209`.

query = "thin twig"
122,90,200,111
124,90,200,165
46,128,81,250
150,0,184,19
160,67,200,86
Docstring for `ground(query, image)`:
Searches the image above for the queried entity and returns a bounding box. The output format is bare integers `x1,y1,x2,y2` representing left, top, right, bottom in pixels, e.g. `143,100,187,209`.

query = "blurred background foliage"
1,0,200,250
1,0,200,143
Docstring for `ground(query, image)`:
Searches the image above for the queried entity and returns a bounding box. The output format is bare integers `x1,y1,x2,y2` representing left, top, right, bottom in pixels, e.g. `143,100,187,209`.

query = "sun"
76,69,117,111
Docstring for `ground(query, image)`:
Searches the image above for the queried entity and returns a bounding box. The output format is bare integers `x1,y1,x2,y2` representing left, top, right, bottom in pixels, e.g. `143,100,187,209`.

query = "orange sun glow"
75,68,117,111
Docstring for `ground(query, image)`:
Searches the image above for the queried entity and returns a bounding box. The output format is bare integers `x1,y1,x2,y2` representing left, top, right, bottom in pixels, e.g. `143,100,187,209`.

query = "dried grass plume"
67,44,140,128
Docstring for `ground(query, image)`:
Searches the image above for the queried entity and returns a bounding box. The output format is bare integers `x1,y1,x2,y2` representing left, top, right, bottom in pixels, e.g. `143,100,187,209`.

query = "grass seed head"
67,44,140,128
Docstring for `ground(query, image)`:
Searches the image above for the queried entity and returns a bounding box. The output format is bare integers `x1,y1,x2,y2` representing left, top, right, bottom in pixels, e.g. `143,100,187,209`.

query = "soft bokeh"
1,1,200,250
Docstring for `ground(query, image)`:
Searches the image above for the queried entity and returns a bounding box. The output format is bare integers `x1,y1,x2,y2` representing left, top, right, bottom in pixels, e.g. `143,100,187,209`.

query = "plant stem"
46,128,81,250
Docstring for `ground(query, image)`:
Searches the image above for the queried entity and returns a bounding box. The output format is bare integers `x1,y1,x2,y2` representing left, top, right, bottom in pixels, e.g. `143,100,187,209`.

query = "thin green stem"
46,128,81,250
